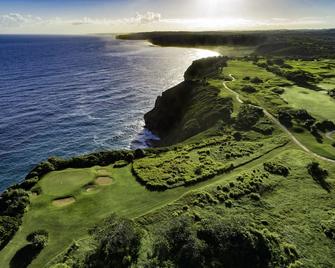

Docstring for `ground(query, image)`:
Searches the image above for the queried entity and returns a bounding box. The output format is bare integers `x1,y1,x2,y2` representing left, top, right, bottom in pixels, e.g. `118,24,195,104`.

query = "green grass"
140,148,335,267
0,165,190,267
133,134,288,189
204,46,256,57
220,59,335,160
282,86,335,121
222,60,290,113
293,131,335,160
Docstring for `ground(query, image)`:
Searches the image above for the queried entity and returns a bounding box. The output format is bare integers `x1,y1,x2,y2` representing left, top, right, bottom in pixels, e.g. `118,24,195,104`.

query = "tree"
307,162,331,192
235,104,264,130
86,214,142,268
278,110,293,128
26,230,49,249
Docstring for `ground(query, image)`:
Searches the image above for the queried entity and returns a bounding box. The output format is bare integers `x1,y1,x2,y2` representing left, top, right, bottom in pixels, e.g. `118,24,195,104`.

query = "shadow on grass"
10,244,42,268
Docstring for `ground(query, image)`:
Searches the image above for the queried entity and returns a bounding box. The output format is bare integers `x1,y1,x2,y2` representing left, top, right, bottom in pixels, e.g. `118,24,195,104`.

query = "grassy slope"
223,59,335,160
139,148,335,267
0,165,189,267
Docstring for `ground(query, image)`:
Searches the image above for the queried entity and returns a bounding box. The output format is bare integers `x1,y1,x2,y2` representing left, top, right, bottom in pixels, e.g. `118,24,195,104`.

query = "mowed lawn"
223,60,278,81
283,86,335,121
0,165,188,268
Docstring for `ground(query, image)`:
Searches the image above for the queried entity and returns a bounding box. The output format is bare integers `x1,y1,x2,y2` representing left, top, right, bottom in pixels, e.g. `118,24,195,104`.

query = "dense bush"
0,189,30,217
241,85,257,93
27,230,49,249
251,77,263,84
278,110,293,128
321,216,335,240
263,162,290,177
85,214,142,268
315,120,335,132
149,216,295,268
272,88,285,95
307,162,331,192
235,104,264,130
0,216,21,250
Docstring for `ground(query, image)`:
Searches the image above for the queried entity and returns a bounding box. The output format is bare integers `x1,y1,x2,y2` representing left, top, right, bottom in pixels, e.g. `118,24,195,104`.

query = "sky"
0,0,335,34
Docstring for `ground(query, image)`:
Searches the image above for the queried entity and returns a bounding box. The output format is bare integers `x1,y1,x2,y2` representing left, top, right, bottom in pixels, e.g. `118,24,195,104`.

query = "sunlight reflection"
194,48,220,58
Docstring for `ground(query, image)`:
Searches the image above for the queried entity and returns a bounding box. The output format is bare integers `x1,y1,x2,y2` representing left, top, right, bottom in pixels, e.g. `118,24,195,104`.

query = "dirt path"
223,74,335,164
326,131,335,142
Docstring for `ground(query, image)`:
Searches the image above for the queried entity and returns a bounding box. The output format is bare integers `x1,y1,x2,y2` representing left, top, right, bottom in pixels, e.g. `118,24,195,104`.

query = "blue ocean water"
0,35,218,191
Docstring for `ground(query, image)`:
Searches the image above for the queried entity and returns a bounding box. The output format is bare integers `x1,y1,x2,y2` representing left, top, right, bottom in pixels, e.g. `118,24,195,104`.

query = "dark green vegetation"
118,29,335,58
1,31,335,267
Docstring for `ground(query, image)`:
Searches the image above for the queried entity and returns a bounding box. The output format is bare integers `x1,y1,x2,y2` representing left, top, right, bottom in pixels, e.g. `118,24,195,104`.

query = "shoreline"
0,39,220,194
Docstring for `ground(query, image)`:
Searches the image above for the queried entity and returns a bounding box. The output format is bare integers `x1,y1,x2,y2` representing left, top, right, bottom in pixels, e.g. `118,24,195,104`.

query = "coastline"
0,36,219,193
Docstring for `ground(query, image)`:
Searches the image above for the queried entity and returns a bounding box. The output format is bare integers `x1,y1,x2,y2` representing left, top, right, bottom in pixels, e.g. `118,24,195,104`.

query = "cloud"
0,11,162,29
134,11,161,24
71,11,162,26
0,13,42,27
0,12,329,33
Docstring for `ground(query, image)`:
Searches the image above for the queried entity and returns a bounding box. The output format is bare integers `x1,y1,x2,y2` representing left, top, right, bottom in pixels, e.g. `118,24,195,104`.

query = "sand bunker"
95,177,113,185
85,184,97,192
52,197,75,207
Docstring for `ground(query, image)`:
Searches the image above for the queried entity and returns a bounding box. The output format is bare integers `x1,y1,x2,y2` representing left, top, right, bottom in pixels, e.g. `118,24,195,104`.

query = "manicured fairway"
283,86,335,121
0,165,189,268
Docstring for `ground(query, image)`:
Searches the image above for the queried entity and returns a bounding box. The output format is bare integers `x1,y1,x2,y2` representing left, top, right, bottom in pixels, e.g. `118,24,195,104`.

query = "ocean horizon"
0,35,218,191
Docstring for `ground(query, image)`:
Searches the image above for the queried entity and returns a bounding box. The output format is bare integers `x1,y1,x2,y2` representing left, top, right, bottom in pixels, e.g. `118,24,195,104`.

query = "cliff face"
145,57,232,146
145,81,233,146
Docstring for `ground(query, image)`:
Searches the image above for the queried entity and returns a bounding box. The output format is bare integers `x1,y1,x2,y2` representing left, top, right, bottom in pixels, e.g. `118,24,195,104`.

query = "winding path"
326,131,335,142
223,74,335,164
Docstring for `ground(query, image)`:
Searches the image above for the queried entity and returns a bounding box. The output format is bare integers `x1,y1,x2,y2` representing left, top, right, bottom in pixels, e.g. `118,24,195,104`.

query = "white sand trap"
52,197,75,207
85,185,97,192
95,177,113,186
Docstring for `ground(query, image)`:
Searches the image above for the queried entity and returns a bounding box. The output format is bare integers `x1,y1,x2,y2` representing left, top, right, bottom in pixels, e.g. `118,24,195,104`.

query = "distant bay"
0,35,218,191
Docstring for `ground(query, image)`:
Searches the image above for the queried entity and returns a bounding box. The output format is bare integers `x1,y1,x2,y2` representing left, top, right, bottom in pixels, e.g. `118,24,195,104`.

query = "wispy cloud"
0,12,330,33
0,12,162,28
0,13,43,27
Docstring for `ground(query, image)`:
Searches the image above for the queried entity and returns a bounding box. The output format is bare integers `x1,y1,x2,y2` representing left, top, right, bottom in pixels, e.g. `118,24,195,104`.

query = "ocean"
0,35,218,191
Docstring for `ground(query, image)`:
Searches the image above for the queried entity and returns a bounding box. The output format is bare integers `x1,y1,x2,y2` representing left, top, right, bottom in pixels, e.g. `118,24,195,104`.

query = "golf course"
1,30,335,268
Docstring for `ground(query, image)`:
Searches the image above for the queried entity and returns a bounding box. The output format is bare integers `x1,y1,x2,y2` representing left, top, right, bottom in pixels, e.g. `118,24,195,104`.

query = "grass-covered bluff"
1,34,335,268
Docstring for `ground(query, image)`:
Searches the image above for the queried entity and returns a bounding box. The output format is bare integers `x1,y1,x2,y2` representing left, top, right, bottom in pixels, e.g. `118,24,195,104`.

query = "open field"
282,86,335,121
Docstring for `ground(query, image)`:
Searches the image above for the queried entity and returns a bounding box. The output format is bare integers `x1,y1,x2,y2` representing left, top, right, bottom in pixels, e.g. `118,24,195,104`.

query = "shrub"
307,162,331,192
152,217,204,267
321,216,335,240
197,218,290,268
272,88,285,95
278,110,293,128
315,120,335,132
0,216,21,250
27,230,49,249
0,189,30,216
235,104,264,130
251,77,263,84
241,85,257,93
264,162,290,177
85,214,142,268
